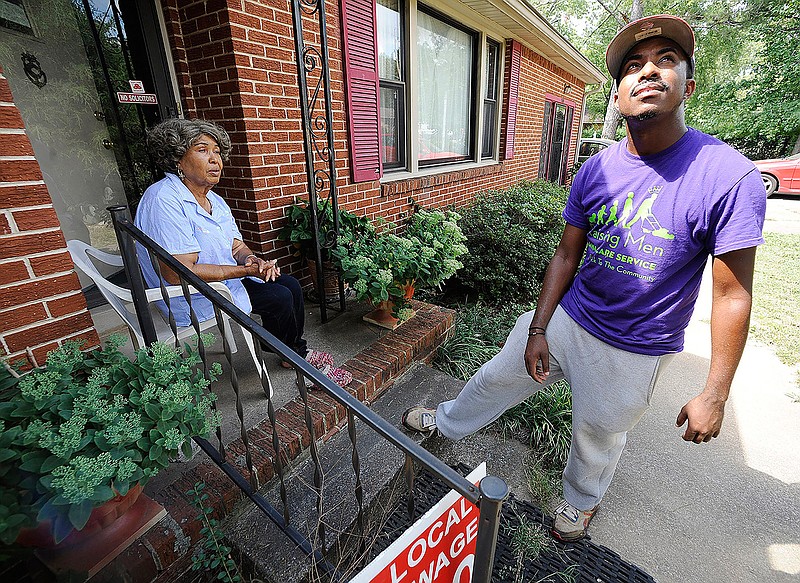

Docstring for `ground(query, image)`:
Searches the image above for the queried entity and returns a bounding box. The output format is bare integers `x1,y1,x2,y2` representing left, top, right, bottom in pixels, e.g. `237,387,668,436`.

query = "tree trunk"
601,88,622,140
792,132,800,155
600,0,644,141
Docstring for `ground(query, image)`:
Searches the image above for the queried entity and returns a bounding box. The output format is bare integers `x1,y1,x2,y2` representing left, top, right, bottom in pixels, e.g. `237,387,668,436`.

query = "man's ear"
684,79,696,100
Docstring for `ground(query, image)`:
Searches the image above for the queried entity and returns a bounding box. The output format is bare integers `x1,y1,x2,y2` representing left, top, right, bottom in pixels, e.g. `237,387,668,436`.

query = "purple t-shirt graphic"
561,128,766,355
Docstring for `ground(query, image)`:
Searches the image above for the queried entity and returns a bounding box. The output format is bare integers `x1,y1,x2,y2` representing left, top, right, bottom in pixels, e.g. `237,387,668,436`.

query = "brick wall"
160,0,585,279
0,67,99,370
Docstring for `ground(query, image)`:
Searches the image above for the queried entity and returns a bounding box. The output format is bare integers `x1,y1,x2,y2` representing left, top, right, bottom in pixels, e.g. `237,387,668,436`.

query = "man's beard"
622,111,659,122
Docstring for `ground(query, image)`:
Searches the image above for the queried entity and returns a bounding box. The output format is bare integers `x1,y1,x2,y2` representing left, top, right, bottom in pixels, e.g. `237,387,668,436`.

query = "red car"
753,152,800,196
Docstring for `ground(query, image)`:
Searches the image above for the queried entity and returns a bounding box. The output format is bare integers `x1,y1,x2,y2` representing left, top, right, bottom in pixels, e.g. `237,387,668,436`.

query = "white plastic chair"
67,239,264,379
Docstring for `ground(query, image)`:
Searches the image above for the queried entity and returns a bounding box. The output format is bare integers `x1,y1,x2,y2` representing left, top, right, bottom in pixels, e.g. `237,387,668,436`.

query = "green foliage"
687,0,800,158
522,453,563,512
499,506,578,583
404,209,469,288
530,0,800,158
278,198,375,261
457,181,567,304
0,336,220,545
434,301,534,381
494,381,573,471
507,514,550,583
334,208,467,317
187,482,241,583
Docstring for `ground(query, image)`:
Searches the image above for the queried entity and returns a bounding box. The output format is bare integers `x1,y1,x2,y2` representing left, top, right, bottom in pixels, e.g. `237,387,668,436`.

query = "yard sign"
350,463,487,583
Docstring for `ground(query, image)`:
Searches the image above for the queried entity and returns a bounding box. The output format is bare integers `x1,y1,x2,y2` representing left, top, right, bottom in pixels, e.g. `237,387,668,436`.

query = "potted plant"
279,198,374,298
333,208,467,328
0,335,220,549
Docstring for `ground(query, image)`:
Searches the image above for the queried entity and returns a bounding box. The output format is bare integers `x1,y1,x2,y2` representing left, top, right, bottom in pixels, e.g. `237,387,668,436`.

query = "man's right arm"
524,224,587,382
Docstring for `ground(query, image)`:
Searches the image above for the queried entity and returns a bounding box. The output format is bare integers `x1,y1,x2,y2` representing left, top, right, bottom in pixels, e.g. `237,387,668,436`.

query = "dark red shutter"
341,0,382,182
503,40,521,160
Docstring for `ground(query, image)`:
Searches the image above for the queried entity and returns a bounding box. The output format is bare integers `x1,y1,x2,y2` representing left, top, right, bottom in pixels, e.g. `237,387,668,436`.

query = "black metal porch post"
109,205,158,345
289,0,343,323
472,475,509,583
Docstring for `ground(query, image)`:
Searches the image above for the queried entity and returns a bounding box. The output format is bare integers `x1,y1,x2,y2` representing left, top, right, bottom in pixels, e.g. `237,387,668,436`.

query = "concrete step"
223,362,447,582
224,363,538,582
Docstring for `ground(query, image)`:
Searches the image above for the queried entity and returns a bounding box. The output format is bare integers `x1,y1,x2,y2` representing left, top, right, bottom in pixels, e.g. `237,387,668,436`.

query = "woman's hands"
244,254,280,282
233,240,279,282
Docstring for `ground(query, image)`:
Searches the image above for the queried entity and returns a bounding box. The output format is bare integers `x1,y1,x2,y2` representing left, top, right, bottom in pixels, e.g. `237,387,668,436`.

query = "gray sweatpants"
436,305,674,510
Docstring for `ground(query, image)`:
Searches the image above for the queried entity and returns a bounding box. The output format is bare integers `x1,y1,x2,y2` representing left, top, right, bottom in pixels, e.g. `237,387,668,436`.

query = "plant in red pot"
334,208,467,329
0,335,220,562
278,198,374,300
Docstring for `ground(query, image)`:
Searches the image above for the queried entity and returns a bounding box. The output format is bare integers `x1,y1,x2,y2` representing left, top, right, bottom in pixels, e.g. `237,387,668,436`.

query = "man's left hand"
675,392,726,443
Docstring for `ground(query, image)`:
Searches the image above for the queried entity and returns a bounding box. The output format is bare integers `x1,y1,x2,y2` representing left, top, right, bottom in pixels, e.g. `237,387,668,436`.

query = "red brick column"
0,67,99,370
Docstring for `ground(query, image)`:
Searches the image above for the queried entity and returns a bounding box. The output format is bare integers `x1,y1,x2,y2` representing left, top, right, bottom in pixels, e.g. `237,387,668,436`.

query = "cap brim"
606,15,695,80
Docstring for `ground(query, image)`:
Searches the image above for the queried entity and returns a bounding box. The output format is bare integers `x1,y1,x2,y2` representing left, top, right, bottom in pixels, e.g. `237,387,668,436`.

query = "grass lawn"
751,231,800,390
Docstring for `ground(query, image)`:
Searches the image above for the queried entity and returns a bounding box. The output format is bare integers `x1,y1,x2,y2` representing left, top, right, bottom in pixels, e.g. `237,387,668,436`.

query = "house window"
378,0,405,169
416,9,476,165
0,0,34,35
482,39,500,159
375,0,501,172
538,99,574,184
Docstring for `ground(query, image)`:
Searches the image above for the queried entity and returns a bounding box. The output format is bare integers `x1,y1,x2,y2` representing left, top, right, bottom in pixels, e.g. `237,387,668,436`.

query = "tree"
526,0,800,158
599,0,642,140
686,0,800,157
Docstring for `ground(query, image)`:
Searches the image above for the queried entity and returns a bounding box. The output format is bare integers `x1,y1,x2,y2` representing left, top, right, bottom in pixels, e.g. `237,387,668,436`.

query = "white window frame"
378,0,506,181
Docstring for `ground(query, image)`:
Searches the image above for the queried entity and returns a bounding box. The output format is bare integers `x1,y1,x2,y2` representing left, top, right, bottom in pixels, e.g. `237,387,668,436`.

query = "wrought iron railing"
289,0,344,323
109,206,507,582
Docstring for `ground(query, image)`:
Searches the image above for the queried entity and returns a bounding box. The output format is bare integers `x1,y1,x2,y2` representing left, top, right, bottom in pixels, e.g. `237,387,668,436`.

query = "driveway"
764,195,800,234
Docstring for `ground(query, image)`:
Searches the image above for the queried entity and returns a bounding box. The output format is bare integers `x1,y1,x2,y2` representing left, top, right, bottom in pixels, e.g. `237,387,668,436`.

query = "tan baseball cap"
606,15,695,81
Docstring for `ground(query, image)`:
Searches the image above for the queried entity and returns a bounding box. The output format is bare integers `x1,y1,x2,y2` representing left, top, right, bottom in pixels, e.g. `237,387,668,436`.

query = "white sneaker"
551,499,599,542
401,406,437,435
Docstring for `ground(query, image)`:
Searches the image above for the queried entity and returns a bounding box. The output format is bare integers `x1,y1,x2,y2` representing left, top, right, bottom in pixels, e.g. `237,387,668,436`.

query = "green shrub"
457,180,567,304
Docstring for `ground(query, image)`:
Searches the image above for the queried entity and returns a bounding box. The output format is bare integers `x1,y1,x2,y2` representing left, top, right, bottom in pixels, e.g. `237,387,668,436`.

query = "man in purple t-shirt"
402,15,766,541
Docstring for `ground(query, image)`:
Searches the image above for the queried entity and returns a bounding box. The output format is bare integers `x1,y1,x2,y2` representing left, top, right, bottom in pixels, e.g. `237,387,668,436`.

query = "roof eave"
456,0,607,85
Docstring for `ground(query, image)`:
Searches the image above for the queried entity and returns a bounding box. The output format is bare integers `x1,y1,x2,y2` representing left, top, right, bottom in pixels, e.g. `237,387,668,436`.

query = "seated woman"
135,118,351,385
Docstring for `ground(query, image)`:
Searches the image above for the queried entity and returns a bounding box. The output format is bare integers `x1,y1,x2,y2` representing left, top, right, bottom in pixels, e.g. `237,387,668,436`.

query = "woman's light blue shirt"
134,173,252,326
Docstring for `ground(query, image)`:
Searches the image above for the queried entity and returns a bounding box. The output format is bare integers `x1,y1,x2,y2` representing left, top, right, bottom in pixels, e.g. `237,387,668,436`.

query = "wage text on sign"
350,463,487,583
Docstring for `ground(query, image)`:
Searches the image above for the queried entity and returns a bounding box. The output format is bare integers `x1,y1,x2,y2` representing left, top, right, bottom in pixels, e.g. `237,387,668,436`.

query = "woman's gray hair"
147,118,232,174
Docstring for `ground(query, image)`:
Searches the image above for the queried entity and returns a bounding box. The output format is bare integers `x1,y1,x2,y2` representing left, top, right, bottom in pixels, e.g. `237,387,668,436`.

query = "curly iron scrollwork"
290,0,342,321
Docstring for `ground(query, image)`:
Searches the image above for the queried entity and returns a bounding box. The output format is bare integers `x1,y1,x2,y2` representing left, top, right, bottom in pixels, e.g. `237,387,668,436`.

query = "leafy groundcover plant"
0,336,220,545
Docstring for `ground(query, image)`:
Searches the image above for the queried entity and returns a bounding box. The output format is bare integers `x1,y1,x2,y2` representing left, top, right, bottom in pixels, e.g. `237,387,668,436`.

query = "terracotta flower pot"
16,484,144,549
15,484,166,578
362,281,416,329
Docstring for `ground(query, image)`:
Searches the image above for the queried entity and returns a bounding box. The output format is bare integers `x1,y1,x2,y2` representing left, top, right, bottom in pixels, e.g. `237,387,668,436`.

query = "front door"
0,0,178,256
